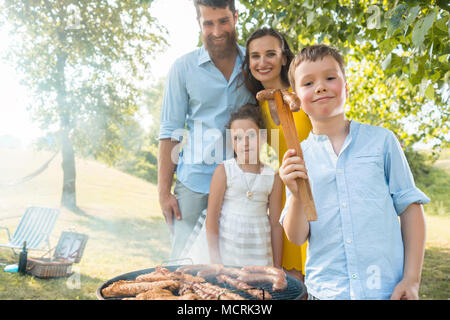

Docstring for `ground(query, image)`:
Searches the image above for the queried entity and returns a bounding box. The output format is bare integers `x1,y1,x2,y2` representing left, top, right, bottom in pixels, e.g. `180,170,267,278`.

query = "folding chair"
0,206,60,255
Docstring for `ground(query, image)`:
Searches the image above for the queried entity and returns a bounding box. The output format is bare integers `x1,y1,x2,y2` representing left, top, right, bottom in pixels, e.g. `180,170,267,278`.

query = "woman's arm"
391,203,426,300
206,164,227,264
268,173,283,268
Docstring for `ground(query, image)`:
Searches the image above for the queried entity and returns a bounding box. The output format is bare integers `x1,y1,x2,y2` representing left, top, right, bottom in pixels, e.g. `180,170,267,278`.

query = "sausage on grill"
237,273,287,291
216,274,272,300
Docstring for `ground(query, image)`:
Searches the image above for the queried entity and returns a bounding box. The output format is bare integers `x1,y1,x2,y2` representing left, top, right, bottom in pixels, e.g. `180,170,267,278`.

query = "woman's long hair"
241,27,295,97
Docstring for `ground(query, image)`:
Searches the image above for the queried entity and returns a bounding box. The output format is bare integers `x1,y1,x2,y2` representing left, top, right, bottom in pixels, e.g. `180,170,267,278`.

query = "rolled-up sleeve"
384,131,430,215
158,58,189,141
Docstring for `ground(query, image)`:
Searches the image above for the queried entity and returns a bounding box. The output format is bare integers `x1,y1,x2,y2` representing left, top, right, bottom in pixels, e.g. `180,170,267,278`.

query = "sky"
0,26,37,147
0,0,202,147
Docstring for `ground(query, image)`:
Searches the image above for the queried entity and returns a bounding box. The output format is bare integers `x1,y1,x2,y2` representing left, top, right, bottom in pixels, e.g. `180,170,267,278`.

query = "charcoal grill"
96,265,307,300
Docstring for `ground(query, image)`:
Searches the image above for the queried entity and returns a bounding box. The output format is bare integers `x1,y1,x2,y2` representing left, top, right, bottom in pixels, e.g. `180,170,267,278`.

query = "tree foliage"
0,0,167,208
0,0,167,162
238,0,449,150
113,77,166,185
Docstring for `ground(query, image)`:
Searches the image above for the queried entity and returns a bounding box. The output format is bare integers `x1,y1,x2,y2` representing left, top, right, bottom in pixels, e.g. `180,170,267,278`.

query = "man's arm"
158,138,182,232
390,203,426,300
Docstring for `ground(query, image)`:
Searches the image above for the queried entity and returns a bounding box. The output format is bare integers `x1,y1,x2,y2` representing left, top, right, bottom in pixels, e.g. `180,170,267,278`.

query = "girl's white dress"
180,158,275,266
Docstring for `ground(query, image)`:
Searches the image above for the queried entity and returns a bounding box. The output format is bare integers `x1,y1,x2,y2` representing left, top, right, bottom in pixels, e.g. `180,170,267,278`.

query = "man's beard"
205,30,237,60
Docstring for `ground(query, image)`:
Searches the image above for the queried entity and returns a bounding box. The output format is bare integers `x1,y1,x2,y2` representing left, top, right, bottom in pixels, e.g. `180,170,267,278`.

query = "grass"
0,147,448,300
413,149,450,218
0,148,171,299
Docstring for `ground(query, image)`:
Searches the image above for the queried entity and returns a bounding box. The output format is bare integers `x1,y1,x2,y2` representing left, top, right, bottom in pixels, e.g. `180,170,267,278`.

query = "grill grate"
97,265,306,300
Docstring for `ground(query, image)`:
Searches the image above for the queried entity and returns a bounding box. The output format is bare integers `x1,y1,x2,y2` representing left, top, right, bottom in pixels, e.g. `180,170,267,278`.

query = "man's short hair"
193,0,236,19
288,44,346,92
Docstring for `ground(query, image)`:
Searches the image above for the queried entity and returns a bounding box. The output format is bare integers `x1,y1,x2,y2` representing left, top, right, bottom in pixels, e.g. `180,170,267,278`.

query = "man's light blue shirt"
280,121,430,300
159,45,254,194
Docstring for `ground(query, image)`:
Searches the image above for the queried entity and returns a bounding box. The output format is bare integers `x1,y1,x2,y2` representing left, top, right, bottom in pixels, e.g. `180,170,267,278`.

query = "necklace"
242,173,257,199
237,162,261,199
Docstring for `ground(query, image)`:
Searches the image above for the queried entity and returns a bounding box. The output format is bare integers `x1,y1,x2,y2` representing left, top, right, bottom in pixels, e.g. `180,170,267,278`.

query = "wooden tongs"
256,89,318,221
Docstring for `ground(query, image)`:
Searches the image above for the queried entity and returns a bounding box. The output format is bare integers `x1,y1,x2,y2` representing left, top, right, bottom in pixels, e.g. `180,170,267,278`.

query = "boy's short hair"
193,0,236,19
288,44,346,91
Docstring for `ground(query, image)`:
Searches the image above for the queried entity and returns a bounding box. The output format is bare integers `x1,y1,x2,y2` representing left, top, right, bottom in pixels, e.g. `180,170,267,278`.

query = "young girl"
181,104,283,267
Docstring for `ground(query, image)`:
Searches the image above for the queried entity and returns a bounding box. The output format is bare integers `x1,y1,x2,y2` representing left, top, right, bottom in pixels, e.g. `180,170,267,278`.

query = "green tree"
238,0,449,151
144,77,166,145
0,0,167,210
112,77,166,185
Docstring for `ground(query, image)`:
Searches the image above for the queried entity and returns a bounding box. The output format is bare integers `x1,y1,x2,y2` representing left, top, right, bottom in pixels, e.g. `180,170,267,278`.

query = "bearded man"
158,0,254,260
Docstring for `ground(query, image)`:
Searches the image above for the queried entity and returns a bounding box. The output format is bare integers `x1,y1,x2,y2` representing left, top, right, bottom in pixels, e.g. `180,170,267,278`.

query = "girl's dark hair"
226,104,265,130
241,27,295,96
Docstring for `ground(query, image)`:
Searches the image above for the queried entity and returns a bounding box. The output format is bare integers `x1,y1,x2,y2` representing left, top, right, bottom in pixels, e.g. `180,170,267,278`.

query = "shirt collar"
198,44,245,66
303,120,360,151
198,46,210,65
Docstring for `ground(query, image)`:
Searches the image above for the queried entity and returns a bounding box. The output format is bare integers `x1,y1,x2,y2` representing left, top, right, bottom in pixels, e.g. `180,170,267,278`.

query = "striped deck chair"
0,206,60,255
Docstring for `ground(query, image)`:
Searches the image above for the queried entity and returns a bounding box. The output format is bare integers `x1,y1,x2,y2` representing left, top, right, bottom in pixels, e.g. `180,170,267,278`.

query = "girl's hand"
279,149,308,196
390,278,420,300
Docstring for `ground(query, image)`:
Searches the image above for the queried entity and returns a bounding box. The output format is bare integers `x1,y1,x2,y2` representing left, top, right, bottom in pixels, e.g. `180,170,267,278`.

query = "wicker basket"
26,257,73,278
26,231,88,279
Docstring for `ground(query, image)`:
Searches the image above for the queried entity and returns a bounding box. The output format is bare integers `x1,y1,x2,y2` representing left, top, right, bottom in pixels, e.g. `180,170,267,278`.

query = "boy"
279,44,429,300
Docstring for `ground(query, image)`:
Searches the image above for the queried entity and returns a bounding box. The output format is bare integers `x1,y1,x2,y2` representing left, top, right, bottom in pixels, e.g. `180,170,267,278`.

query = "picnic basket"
26,231,88,278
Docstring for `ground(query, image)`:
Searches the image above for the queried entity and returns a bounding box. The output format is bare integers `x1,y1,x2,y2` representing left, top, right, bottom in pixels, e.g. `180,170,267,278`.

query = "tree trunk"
55,38,77,210
61,129,77,209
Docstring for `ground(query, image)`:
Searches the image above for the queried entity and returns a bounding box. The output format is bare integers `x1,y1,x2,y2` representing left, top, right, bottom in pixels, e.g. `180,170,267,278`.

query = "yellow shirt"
259,91,312,274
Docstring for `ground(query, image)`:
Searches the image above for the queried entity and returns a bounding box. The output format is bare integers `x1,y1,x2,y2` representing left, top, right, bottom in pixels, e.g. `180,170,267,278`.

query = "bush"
405,148,450,216
404,148,433,185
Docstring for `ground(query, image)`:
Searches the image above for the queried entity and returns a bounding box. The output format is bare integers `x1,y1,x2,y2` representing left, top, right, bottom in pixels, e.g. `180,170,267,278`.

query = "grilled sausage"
237,273,287,292
241,266,285,277
217,274,272,300
256,89,301,111
102,280,180,298
196,264,224,278
256,89,277,102
183,281,246,300
175,264,220,274
281,90,301,111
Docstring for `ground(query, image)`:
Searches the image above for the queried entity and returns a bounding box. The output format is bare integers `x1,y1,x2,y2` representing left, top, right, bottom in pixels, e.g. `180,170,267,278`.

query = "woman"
242,27,312,280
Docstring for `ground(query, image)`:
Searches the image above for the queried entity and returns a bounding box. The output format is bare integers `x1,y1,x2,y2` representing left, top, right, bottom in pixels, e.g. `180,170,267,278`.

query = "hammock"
0,150,59,188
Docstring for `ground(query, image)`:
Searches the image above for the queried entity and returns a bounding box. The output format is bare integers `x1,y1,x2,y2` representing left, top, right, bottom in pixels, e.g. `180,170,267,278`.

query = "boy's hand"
279,149,308,197
390,278,420,300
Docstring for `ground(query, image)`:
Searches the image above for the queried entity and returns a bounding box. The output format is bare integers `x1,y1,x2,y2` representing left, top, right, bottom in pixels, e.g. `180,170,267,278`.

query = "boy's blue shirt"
280,120,430,300
159,45,255,194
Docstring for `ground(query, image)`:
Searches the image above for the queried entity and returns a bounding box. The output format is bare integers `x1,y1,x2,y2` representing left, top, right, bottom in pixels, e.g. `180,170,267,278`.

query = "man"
158,0,254,260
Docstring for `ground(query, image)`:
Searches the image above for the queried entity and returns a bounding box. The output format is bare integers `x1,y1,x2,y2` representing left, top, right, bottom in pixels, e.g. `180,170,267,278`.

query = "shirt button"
342,202,347,207
346,239,352,244
337,169,343,174
351,274,357,279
